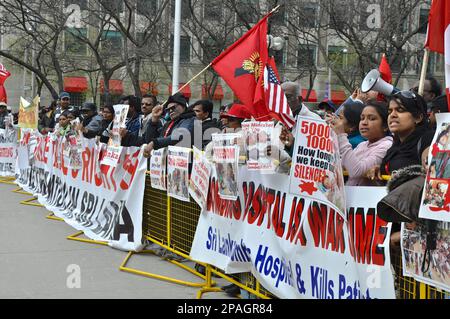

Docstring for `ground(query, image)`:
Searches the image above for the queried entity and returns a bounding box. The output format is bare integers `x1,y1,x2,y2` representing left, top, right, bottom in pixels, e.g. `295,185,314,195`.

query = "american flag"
264,60,296,128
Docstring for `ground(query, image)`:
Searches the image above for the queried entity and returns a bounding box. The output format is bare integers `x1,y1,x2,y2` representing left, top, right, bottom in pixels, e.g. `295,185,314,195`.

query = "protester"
0,102,7,129
191,99,221,149
38,101,57,134
54,92,72,122
317,100,337,116
77,102,103,138
98,104,115,144
120,95,141,136
140,94,158,137
428,94,448,129
55,111,73,137
331,100,393,186
327,99,366,149
367,91,434,180
129,93,196,156
411,76,442,105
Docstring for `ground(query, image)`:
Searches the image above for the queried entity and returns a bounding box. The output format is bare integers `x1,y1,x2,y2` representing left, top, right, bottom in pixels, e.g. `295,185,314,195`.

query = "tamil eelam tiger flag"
425,0,450,109
211,13,271,120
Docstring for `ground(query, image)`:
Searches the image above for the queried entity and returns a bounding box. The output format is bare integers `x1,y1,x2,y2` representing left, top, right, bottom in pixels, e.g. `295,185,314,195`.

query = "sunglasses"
394,90,417,100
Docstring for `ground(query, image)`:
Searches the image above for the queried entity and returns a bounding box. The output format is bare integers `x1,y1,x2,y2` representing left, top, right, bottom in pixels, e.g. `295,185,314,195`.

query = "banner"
18,96,39,129
242,121,275,172
150,148,167,191
167,146,190,202
289,116,345,217
401,221,450,292
190,168,395,299
189,146,212,210
101,104,129,166
16,132,147,251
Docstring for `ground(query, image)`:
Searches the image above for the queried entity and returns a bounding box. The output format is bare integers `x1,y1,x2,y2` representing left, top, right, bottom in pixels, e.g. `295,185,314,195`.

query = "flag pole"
418,48,430,96
173,63,212,96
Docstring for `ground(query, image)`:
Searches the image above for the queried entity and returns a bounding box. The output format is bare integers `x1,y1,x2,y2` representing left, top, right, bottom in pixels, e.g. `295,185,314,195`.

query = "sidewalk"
0,182,231,299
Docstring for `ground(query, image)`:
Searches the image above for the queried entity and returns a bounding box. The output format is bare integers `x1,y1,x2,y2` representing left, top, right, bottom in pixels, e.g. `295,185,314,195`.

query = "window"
137,0,158,16
418,8,429,34
236,0,259,24
299,3,317,28
171,0,191,19
65,28,87,55
171,35,191,62
298,44,316,68
327,45,345,69
202,37,221,63
103,0,123,15
64,0,87,10
69,92,86,108
101,30,123,54
204,1,223,21
390,50,404,73
329,4,346,30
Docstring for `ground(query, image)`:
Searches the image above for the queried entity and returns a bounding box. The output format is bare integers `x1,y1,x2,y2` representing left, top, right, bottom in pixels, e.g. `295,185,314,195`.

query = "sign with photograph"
150,148,167,191
420,113,450,222
289,116,346,217
101,104,129,167
242,121,275,172
189,146,212,210
167,146,190,202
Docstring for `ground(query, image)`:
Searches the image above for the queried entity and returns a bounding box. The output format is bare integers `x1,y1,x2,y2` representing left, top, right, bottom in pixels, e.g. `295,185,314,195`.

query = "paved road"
0,182,230,299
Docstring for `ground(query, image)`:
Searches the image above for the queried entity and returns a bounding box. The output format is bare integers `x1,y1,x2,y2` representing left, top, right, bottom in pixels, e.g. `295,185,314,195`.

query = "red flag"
379,54,392,84
0,64,11,103
211,14,270,118
425,0,450,109
264,57,295,128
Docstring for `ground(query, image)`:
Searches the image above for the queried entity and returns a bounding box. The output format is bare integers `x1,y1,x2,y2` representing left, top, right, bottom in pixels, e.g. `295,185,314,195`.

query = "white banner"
289,117,346,218
190,168,395,299
0,127,17,176
167,146,190,202
16,132,147,251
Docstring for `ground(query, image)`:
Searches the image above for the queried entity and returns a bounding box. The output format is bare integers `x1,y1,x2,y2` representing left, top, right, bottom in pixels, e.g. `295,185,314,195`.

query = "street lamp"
267,35,285,51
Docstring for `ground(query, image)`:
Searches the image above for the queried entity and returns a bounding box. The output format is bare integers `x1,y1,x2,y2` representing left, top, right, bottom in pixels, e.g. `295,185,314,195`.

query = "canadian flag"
425,0,450,109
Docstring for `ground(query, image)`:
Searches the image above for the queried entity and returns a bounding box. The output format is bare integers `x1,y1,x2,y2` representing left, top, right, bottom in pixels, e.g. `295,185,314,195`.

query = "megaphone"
361,69,399,96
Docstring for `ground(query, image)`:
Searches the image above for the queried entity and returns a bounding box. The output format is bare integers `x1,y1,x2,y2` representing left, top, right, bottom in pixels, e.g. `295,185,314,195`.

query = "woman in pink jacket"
330,100,393,186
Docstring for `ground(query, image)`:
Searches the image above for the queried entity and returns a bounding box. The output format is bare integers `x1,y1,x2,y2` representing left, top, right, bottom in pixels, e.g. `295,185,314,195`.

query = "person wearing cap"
0,101,7,129
54,92,72,122
122,93,196,154
77,102,103,138
428,94,448,130
317,100,337,116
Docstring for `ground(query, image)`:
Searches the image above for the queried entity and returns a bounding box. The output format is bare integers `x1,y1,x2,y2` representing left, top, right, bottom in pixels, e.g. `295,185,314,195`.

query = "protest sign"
401,221,450,292
167,146,190,202
16,132,147,251
190,167,395,299
289,116,345,217
212,133,240,201
419,113,450,222
189,146,212,209
18,96,39,129
101,104,129,167
242,121,275,172
150,148,167,191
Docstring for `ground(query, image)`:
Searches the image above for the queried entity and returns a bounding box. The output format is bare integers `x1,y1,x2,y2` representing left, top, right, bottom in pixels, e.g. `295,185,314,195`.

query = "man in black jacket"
121,93,196,156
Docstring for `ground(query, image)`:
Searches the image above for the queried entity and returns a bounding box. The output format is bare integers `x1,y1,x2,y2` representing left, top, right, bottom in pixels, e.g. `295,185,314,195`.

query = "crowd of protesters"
34,76,448,297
